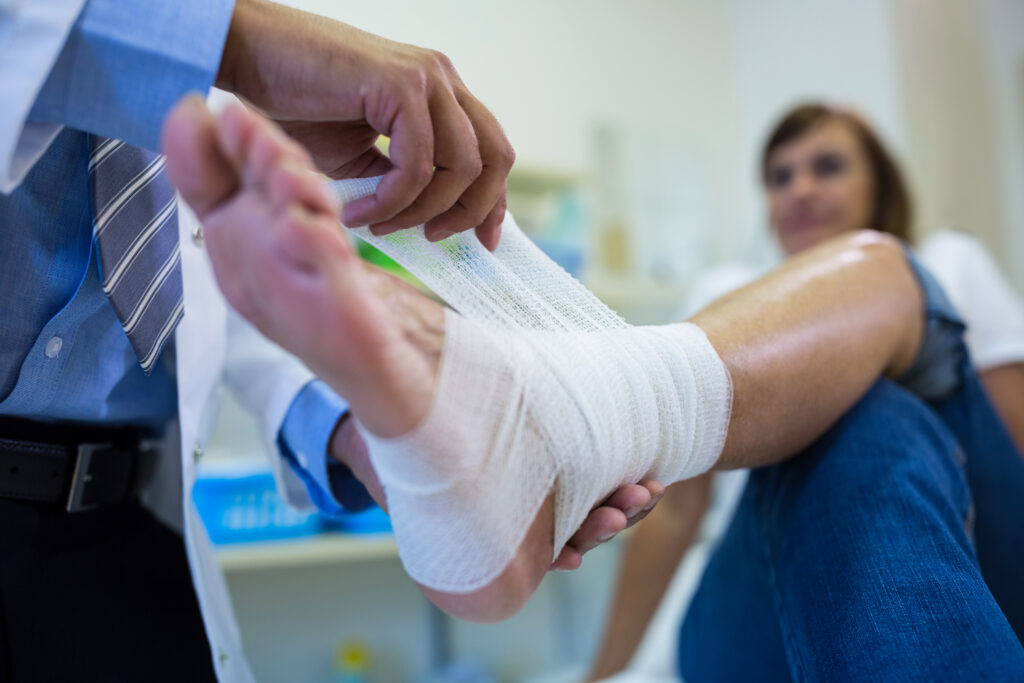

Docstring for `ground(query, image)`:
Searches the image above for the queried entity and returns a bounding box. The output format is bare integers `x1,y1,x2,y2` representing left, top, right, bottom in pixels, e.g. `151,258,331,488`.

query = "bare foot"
162,96,442,439
161,96,664,621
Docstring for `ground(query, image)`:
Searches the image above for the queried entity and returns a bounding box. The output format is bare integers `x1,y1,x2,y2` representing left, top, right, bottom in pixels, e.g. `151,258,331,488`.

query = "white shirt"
919,229,1024,371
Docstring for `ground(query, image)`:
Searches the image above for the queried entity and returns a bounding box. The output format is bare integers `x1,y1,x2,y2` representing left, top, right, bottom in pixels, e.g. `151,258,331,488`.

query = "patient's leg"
680,380,1024,681
163,97,927,620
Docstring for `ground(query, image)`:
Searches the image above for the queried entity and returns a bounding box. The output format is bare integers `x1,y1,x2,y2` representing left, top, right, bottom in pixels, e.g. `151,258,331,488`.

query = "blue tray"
194,471,325,545
194,469,392,545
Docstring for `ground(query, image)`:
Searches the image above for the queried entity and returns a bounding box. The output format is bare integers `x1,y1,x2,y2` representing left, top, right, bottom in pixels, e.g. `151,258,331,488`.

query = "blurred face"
765,119,875,255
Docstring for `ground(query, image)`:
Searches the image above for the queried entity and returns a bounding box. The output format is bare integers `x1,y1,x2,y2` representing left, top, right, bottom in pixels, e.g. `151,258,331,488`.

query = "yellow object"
333,638,371,673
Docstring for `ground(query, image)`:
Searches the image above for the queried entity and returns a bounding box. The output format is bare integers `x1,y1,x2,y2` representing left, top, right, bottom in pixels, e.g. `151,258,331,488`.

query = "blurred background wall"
295,0,1023,299
206,1,1024,680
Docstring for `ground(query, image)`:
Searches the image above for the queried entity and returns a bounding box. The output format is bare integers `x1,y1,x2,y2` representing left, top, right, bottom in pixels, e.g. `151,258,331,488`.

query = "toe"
218,103,339,217
161,95,239,220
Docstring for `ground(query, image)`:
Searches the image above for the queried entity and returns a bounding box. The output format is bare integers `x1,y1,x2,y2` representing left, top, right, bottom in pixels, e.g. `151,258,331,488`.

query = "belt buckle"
66,442,114,513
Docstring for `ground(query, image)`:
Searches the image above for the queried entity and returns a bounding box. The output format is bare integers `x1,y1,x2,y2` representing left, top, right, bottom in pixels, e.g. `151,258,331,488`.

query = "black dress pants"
0,498,217,682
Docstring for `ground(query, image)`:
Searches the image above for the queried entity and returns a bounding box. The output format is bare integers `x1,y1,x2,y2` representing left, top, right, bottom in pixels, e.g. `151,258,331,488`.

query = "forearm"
693,230,925,470
980,363,1024,457
28,0,233,151
216,0,368,119
588,475,711,681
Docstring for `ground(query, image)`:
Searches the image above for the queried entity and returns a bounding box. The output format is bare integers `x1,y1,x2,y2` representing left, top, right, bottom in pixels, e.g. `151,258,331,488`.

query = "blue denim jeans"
677,258,1024,681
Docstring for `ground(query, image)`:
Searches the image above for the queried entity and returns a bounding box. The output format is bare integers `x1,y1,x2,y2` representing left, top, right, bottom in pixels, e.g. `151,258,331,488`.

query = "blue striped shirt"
0,0,365,512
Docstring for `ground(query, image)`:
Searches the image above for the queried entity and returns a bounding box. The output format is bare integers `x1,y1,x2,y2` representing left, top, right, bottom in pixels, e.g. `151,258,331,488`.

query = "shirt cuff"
28,0,235,151
278,379,374,515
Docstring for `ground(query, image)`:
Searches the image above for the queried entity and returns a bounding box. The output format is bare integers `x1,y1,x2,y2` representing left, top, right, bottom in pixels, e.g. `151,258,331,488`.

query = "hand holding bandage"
218,0,514,248
163,99,701,621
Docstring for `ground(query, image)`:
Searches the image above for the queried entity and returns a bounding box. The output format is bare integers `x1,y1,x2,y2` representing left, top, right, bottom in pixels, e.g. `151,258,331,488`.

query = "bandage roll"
334,177,732,593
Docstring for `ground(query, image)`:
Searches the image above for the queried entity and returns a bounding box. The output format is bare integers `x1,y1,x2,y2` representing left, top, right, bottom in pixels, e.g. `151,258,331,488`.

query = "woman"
162,96,1024,678
590,103,1024,681
764,105,1024,439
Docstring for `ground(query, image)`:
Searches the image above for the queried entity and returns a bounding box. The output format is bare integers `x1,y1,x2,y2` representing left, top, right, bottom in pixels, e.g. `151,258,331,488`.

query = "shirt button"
193,443,204,463
191,224,204,247
217,649,229,666
44,336,63,359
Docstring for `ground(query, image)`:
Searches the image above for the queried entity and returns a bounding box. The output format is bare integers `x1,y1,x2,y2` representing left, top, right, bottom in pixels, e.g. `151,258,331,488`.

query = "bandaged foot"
164,99,731,596
335,178,733,594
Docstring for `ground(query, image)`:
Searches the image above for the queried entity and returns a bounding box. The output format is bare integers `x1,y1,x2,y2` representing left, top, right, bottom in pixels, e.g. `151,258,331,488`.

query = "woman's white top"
919,229,1024,371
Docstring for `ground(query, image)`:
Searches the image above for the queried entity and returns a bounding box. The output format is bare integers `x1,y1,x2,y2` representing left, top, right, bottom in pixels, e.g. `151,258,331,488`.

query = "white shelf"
217,532,398,572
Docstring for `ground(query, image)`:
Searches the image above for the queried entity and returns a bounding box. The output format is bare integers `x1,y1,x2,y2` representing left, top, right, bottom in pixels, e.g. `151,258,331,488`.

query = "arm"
2,0,233,192
216,0,513,246
14,0,511,246
588,475,712,680
980,363,1024,457
0,0,84,191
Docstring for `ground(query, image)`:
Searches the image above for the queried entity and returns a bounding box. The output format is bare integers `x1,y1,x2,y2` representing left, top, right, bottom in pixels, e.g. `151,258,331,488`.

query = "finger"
217,105,339,219
267,159,339,219
473,194,506,251
277,120,381,177
327,146,395,182
550,546,583,572
162,95,240,221
369,90,482,236
565,506,627,557
342,98,435,227
423,94,514,240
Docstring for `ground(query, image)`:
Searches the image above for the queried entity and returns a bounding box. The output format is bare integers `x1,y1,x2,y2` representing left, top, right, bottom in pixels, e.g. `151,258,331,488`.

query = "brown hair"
761,103,914,243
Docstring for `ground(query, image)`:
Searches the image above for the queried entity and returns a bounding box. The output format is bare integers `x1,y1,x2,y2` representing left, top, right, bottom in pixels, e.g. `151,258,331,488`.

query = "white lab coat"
148,202,319,682
0,5,322,679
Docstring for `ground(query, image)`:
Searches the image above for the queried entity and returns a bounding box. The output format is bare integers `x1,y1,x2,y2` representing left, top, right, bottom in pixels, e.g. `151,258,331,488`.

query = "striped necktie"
88,136,184,374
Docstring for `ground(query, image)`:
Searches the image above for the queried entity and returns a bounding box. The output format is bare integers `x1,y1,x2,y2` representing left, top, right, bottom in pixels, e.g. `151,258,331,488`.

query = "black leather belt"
0,417,157,513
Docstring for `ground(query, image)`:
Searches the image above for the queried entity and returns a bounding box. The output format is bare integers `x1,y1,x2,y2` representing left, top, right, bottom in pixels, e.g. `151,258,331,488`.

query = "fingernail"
642,501,657,512
623,505,642,518
183,93,207,109
342,205,368,227
431,230,454,242
597,531,617,543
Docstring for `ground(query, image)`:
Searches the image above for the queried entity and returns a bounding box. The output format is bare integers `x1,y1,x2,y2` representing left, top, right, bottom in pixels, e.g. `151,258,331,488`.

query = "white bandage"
331,177,732,593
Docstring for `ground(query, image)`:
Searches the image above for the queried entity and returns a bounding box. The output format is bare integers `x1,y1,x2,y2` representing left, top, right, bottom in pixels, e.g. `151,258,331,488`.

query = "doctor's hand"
329,414,663,571
216,0,513,250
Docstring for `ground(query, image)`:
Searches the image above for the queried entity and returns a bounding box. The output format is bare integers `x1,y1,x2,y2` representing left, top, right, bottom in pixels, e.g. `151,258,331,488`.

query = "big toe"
161,95,239,219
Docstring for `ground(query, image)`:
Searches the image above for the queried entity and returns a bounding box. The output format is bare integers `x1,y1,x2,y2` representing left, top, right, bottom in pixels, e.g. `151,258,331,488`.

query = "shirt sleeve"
277,379,375,516
0,0,86,192
920,231,1024,371
26,0,235,153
